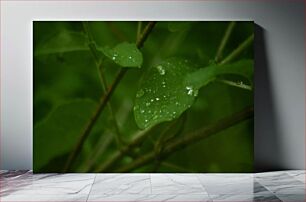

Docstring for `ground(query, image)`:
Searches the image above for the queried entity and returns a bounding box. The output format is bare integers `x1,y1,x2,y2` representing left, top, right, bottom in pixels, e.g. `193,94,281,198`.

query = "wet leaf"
185,60,254,90
134,58,197,129
100,42,143,68
134,59,253,129
33,100,97,170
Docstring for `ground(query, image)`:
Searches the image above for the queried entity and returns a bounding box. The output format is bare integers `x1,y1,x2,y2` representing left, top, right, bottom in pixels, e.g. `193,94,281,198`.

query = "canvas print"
34,21,254,173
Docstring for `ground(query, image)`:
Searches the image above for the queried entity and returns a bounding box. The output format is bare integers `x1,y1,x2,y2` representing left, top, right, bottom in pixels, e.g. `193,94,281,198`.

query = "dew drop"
146,102,151,106
145,119,148,123
156,98,160,101
156,65,166,75
186,86,194,96
151,99,154,102
140,109,145,113
112,53,118,60
136,89,145,98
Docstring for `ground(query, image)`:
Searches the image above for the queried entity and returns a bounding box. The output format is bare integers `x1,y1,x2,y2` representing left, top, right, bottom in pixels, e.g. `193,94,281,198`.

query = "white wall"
1,0,304,170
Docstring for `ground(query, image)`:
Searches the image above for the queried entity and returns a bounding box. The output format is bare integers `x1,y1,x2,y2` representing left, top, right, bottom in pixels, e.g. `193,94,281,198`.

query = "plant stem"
220,34,254,65
152,115,187,172
83,21,124,147
215,22,236,63
217,79,252,91
114,106,254,172
82,22,100,62
63,21,156,172
81,130,114,172
98,67,124,147
137,21,142,41
154,113,187,158
136,22,156,48
63,68,126,172
95,126,154,172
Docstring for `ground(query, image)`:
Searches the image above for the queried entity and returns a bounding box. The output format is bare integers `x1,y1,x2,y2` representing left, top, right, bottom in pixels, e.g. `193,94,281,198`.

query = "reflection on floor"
0,170,305,201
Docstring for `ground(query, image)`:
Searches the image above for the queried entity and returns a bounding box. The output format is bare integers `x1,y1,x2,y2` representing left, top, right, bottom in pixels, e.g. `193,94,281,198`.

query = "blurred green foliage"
34,21,254,173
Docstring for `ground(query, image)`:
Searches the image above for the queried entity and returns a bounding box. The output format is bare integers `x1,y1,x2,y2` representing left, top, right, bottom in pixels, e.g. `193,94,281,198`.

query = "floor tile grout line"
254,180,283,201
255,179,290,201
86,174,97,202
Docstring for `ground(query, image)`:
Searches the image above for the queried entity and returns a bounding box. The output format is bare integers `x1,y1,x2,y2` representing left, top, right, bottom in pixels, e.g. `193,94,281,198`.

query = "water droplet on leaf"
136,89,145,98
237,81,244,85
186,86,194,96
156,65,166,75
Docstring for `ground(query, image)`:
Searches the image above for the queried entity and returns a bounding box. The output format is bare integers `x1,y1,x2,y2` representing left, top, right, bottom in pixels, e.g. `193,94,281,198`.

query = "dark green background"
33,21,254,173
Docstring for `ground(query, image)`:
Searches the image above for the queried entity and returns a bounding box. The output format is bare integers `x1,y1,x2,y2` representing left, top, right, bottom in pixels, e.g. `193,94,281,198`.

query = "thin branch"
215,22,236,63
136,22,156,49
136,21,142,41
83,22,124,147
152,114,187,172
82,22,100,62
220,34,254,65
217,79,252,91
114,106,254,172
80,130,114,172
63,22,157,172
63,67,126,172
95,126,154,172
154,113,187,159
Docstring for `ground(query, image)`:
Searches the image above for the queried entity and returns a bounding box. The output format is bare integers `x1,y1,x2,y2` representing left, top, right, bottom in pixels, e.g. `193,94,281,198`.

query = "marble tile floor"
0,170,304,202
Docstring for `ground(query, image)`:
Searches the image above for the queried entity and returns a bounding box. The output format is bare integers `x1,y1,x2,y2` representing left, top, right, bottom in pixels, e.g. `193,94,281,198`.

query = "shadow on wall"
254,24,284,172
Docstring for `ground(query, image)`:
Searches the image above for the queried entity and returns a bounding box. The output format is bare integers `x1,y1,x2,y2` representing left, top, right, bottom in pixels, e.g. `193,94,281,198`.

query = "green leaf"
34,31,88,56
99,42,143,68
134,59,253,129
185,60,254,90
33,100,97,171
168,22,191,32
134,58,196,129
